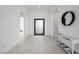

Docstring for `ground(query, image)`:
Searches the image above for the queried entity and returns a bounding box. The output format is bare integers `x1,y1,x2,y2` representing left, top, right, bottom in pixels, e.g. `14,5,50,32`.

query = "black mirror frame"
61,11,75,26
34,18,45,35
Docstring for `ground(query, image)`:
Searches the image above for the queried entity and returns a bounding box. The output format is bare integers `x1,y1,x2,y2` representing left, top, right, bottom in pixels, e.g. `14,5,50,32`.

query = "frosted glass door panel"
36,20,43,34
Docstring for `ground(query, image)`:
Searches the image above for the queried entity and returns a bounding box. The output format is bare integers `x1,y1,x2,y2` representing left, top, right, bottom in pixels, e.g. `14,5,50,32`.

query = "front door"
34,19,45,35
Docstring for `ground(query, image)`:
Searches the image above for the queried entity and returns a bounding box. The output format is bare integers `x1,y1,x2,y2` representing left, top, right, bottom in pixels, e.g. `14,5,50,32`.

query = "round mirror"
61,11,75,26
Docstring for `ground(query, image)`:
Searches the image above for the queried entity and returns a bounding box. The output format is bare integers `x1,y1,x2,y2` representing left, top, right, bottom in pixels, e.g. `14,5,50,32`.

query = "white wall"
50,7,59,38
0,6,28,53
28,10,52,36
58,5,79,52
58,5,79,38
50,12,54,37
23,8,28,37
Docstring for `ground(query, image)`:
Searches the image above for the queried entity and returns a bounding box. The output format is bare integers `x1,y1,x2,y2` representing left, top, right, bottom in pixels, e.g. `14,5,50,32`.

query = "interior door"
20,16,24,37
34,19,45,35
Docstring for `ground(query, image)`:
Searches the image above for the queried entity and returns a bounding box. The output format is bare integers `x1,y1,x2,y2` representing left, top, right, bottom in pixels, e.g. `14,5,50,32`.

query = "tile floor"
6,36,66,54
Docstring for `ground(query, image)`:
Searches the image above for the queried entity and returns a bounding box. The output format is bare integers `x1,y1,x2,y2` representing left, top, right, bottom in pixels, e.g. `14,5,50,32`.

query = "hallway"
7,36,66,54
1,5,79,54
0,0,79,58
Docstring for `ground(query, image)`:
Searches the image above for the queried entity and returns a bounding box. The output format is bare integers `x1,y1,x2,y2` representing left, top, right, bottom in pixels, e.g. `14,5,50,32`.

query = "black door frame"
34,18,45,35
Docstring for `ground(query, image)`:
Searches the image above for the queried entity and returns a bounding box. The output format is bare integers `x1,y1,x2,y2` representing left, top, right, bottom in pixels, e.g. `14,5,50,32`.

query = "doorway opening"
34,18,45,35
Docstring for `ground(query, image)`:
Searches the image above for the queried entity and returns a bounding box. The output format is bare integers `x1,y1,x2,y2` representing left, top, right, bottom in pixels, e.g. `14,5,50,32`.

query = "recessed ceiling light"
38,6,40,8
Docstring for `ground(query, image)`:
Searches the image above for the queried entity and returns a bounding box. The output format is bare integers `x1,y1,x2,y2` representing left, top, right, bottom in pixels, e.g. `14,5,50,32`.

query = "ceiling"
25,5,57,11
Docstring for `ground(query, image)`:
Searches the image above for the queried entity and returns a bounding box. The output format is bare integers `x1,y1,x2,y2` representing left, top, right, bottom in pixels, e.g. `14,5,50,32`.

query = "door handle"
20,30,22,32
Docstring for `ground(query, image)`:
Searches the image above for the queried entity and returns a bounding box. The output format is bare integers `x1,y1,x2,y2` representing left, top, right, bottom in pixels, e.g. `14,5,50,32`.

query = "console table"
71,39,79,54
56,33,79,54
